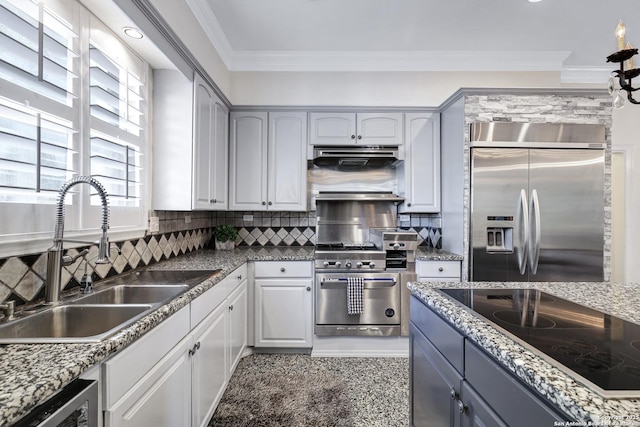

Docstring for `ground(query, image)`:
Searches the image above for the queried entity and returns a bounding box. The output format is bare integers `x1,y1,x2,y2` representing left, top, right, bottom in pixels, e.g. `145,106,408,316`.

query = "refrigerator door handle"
529,189,541,275
517,189,529,275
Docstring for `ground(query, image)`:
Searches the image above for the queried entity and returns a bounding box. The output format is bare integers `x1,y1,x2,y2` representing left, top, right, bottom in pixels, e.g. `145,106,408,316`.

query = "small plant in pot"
214,225,238,250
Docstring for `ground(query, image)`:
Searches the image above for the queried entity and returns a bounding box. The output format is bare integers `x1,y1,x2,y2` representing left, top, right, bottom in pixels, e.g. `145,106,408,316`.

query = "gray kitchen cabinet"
254,261,313,348
309,112,403,146
397,113,440,213
229,111,307,211
152,70,228,210
410,322,462,427
410,295,567,427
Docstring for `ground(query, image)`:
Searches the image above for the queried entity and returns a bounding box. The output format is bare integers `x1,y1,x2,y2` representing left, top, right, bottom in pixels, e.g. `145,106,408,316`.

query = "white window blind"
0,0,149,255
0,0,79,203
88,39,146,208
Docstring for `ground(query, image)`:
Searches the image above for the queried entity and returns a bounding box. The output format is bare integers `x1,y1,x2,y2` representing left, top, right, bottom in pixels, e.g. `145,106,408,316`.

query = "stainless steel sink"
0,269,222,344
71,285,190,305
0,304,152,344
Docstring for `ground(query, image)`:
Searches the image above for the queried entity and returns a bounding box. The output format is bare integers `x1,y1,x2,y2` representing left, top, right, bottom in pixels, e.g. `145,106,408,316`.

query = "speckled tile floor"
210,353,409,427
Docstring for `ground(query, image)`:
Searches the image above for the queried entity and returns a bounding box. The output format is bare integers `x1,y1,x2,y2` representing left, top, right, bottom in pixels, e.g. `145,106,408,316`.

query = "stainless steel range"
314,192,417,337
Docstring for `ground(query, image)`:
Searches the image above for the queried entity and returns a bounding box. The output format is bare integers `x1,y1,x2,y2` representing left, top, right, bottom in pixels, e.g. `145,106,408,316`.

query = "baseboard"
310,336,409,358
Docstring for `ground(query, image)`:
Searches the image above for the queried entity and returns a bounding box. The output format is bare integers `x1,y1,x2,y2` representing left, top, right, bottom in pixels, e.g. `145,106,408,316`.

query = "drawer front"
418,261,461,278
103,306,190,409
465,343,565,426
410,295,464,373
254,261,312,278
191,263,247,328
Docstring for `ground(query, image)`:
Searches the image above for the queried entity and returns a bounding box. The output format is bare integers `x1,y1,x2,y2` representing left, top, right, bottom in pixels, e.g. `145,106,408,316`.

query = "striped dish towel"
347,277,364,315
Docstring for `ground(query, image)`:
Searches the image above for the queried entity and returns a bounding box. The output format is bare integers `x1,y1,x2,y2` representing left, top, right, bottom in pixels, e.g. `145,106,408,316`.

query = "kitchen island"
409,281,640,426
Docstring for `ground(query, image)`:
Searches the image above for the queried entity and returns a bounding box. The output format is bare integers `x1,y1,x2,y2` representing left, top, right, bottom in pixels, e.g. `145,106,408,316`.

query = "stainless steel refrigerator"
469,122,605,282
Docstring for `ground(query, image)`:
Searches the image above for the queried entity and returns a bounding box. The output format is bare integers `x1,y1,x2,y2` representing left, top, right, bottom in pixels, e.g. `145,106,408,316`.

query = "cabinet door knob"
280,267,286,272
306,286,311,291
351,134,356,139
357,135,362,140
458,401,468,414
407,202,412,207
268,201,272,206
450,388,458,400
229,304,234,311
262,201,266,206
237,275,242,280
438,267,444,272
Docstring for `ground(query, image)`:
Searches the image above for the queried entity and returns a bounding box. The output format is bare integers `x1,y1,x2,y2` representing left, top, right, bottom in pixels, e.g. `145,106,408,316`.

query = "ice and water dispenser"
485,216,514,253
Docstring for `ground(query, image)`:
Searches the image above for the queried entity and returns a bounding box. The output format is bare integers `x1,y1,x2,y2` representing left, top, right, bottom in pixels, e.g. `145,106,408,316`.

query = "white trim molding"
229,50,572,73
561,66,612,84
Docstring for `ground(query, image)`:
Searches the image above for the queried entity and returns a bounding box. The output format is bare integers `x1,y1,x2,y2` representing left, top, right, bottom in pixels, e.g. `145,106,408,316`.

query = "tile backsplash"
0,210,441,305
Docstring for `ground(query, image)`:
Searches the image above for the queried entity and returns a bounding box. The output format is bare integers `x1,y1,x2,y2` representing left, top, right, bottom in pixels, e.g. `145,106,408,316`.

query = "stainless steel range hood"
312,146,400,168
315,191,404,202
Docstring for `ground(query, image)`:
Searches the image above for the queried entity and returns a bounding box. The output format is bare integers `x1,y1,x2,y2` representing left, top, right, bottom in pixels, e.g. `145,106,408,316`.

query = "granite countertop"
415,247,463,261
0,246,314,427
409,281,640,426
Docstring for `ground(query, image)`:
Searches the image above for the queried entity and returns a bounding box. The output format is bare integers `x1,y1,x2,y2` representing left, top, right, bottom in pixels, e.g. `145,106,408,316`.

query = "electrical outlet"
399,214,410,222
185,215,191,224
149,216,159,233
243,214,253,222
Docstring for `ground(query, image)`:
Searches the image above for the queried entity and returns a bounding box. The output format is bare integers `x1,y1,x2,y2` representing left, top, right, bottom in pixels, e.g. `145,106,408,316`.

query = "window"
0,0,149,256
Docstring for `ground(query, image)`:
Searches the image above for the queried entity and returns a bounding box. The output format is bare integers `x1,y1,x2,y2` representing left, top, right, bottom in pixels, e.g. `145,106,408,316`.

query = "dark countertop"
0,247,314,427
408,281,640,426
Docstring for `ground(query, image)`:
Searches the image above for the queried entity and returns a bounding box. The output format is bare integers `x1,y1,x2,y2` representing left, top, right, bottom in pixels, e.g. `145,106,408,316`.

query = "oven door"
315,272,400,336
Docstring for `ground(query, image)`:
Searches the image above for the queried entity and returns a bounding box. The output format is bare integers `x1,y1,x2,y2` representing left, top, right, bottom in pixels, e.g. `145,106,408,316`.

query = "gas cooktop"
440,288,640,396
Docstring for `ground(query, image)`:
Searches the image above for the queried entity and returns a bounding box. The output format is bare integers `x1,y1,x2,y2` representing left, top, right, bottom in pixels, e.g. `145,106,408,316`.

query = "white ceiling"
186,0,640,81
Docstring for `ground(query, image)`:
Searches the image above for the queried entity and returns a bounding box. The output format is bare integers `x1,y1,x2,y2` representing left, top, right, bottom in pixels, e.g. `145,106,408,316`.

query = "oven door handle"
319,278,397,289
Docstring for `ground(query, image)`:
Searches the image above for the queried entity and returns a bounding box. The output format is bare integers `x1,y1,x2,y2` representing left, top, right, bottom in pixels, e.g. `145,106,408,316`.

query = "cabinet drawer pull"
280,267,286,272
438,267,444,272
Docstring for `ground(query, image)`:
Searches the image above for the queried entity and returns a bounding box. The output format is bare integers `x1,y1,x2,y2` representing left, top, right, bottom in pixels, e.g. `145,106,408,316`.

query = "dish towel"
347,277,364,315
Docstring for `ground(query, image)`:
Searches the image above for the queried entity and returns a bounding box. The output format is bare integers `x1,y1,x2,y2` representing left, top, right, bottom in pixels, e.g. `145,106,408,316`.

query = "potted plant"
214,225,238,250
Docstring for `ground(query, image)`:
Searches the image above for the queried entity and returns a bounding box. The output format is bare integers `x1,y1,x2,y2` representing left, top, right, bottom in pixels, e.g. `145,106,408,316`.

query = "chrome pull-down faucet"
45,176,111,305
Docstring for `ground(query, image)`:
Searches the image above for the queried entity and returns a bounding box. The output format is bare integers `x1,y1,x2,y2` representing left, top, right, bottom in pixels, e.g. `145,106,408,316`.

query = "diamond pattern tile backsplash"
0,210,440,305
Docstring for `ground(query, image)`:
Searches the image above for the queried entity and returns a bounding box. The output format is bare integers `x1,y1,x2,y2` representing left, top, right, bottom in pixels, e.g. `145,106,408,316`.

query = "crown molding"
560,66,611,84
228,50,572,72
184,0,234,68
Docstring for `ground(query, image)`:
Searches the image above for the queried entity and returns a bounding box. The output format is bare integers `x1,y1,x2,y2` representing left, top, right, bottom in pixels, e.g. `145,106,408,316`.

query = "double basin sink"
0,269,220,344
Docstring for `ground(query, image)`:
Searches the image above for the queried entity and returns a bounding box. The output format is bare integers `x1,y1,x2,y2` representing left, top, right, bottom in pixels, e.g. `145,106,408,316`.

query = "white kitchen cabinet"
309,112,403,146
103,265,248,427
227,277,248,375
229,111,307,211
152,70,228,211
191,301,228,427
254,261,313,348
397,112,440,213
105,336,192,427
417,260,461,282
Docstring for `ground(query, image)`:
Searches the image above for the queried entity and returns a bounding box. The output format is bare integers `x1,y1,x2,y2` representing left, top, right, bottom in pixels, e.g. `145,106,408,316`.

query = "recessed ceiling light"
528,0,542,2
123,27,143,39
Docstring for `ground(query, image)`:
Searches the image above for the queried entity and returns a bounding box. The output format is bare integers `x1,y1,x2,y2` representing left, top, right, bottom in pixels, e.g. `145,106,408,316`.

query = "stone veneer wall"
459,93,613,281
0,209,440,305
